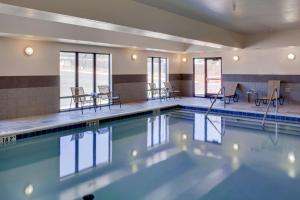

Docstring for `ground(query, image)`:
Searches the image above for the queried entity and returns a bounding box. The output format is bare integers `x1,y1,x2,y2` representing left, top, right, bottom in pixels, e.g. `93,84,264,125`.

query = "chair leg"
93,102,97,112
69,99,73,111
255,99,261,106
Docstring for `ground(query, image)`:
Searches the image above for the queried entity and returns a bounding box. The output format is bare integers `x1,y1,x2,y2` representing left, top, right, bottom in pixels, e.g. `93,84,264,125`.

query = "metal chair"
147,83,161,99
163,82,180,99
255,80,284,106
97,85,121,109
70,87,96,114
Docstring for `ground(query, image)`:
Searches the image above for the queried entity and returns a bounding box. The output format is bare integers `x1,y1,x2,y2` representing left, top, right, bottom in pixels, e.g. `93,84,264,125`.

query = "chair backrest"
164,82,173,91
224,82,238,96
98,85,110,94
267,80,281,98
70,87,86,103
148,83,157,90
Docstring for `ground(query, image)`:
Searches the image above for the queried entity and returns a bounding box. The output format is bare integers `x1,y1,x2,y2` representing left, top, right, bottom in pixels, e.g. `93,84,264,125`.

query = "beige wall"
0,37,184,76
1,37,300,77
182,46,300,75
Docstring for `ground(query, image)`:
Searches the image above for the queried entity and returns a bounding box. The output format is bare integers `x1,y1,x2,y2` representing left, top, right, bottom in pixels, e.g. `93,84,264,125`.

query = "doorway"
193,57,222,97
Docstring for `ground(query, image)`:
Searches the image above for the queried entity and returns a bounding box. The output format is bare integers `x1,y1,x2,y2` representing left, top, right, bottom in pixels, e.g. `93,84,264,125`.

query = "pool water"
1,109,300,200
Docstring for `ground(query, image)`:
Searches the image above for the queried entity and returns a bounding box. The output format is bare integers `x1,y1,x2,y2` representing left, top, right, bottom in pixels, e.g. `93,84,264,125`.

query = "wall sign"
0,135,17,145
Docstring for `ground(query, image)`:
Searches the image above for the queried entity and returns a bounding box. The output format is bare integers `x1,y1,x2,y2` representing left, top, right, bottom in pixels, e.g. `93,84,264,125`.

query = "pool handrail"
205,87,226,116
262,88,278,126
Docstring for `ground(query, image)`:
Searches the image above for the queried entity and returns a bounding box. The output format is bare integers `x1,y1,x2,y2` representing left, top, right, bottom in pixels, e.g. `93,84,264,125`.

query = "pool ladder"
262,88,278,127
205,87,226,116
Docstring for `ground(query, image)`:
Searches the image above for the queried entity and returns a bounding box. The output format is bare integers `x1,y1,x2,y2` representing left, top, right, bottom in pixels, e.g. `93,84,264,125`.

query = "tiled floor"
1,97,300,137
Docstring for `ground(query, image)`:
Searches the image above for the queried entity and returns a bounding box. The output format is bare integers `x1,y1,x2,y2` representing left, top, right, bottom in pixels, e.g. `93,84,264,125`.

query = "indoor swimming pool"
1,109,300,200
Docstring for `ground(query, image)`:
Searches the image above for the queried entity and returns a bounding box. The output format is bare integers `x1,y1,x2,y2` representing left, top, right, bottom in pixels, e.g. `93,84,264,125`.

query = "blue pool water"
1,109,300,200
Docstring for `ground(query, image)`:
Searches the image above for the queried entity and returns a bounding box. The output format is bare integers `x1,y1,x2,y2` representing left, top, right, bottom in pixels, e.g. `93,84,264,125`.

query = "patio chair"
70,87,96,114
97,85,121,109
255,80,284,106
147,83,160,99
164,82,181,99
209,82,239,104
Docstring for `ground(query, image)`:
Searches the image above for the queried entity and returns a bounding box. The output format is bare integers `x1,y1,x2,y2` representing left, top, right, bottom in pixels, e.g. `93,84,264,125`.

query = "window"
59,52,111,110
59,127,112,178
147,57,169,99
60,52,76,109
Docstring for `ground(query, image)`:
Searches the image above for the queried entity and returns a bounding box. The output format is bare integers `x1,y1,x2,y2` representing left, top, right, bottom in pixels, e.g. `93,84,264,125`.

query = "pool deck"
1,97,300,137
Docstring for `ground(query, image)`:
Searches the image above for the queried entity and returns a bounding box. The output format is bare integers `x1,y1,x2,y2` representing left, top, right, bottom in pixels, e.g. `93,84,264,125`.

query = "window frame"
147,57,169,99
59,51,112,111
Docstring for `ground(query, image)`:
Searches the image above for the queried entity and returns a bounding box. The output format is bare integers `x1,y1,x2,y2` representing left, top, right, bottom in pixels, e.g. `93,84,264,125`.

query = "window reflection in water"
147,115,169,149
194,114,223,144
60,127,112,178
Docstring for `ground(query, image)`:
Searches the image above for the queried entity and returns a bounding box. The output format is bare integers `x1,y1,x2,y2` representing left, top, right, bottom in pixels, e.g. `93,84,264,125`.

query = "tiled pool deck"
1,97,300,137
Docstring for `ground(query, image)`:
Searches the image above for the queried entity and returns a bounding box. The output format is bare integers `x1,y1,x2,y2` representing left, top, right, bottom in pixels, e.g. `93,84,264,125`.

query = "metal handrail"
205,87,225,116
206,116,226,136
262,88,278,126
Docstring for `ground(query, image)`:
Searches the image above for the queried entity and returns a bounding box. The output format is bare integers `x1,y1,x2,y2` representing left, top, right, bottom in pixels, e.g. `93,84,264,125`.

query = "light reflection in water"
59,127,112,178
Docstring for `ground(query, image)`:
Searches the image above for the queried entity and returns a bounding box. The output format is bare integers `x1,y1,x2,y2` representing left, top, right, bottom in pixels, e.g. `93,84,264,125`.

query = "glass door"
193,57,222,97
206,58,222,95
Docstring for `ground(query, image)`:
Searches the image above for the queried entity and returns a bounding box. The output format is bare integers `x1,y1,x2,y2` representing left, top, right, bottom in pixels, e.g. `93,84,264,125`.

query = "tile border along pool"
1,98,300,142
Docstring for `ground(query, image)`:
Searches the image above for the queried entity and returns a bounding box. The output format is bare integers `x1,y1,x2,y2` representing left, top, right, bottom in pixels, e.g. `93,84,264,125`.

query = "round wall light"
24,47,34,56
288,53,296,60
233,56,240,62
182,57,187,63
131,54,138,61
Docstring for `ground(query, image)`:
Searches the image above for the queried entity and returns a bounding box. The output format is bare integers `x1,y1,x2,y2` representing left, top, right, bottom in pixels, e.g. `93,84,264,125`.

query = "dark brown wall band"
0,76,59,89
223,74,300,83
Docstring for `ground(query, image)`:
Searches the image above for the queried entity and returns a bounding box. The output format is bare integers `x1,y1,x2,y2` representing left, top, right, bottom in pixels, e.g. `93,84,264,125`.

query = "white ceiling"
135,0,300,33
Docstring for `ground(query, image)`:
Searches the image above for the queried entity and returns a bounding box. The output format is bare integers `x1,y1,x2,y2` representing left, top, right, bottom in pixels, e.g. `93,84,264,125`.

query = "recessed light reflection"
182,133,188,141
288,152,296,164
233,144,240,151
24,184,34,196
131,149,138,157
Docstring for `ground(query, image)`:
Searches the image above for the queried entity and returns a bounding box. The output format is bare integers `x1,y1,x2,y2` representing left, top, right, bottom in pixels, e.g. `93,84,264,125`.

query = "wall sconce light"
131,54,138,61
233,56,239,62
24,47,34,56
288,53,296,60
182,57,187,63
